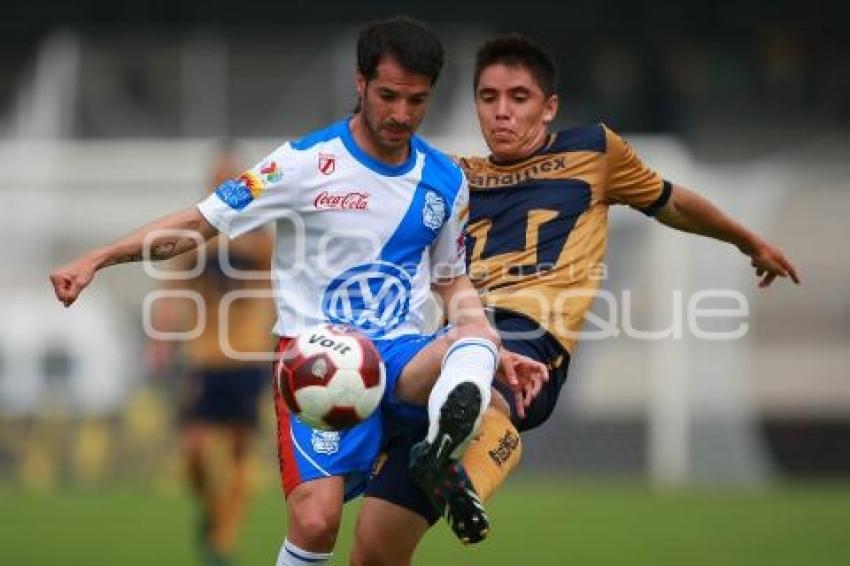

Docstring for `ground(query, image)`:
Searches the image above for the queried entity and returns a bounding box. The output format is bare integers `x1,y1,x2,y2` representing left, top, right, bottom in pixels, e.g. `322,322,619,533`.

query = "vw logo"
322,261,413,336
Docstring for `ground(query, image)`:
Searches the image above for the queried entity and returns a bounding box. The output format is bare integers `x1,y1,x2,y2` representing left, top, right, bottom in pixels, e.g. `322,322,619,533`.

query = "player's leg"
377,329,497,543
209,366,267,555
458,311,570,503
394,322,499,410
353,323,564,560
273,338,381,565
350,497,429,566
180,369,224,559
273,415,344,565
278,476,344,563
182,422,208,499
351,408,504,562
406,326,499,542
352,426,439,565
272,410,348,565
394,324,499,495
354,393,518,562
208,423,252,558
459,395,523,502
181,419,215,548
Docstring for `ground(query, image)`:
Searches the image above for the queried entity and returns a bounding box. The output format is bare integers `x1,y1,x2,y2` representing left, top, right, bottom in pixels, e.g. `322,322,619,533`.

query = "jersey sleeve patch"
214,172,267,211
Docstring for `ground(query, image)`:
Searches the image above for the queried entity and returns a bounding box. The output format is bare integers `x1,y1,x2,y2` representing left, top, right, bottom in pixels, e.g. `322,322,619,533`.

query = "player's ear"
355,72,366,100
542,94,559,125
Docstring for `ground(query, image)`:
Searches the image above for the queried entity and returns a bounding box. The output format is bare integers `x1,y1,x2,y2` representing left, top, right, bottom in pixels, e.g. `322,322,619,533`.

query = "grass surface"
2,480,849,565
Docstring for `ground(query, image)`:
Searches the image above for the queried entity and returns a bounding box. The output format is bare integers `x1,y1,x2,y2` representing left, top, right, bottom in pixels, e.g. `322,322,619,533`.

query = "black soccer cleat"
410,381,482,485
410,381,488,543
435,462,490,544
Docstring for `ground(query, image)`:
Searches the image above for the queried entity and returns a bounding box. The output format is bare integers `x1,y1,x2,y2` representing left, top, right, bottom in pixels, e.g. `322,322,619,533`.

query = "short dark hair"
357,16,445,85
474,34,558,97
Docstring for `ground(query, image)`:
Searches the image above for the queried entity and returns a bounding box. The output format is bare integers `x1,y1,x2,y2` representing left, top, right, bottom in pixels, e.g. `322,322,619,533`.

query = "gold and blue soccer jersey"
459,124,671,354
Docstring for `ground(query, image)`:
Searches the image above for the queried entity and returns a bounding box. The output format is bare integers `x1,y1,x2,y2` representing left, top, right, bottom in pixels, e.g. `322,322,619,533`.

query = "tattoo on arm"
151,241,177,260
103,239,180,267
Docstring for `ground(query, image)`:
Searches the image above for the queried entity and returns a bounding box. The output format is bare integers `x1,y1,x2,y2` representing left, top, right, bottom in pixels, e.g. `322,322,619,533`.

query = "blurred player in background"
148,142,275,565
352,33,800,565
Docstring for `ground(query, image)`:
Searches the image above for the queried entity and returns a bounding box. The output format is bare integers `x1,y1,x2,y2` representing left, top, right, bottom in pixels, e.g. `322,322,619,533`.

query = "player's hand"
744,240,800,288
496,348,549,419
49,256,97,307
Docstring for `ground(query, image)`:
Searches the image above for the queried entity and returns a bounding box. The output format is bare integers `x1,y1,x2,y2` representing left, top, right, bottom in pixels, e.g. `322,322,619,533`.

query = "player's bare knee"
289,506,341,550
287,485,343,551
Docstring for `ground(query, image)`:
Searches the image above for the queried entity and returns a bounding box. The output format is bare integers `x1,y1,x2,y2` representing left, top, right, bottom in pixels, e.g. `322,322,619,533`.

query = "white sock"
276,538,332,566
427,336,497,457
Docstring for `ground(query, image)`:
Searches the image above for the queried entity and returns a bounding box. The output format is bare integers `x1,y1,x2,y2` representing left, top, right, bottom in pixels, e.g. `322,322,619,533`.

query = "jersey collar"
340,117,419,177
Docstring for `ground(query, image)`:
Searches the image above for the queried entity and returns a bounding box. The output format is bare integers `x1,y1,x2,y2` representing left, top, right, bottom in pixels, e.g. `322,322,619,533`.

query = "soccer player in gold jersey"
352,34,799,565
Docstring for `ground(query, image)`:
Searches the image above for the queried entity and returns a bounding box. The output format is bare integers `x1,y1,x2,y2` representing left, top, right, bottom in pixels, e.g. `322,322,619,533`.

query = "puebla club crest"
311,429,340,455
422,191,446,231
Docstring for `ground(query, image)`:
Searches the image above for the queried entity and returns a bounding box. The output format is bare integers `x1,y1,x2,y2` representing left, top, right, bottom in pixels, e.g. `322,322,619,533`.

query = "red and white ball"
276,323,386,430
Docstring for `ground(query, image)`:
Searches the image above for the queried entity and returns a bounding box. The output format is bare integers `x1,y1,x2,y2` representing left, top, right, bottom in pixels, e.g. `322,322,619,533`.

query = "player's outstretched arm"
49,206,219,307
655,184,800,288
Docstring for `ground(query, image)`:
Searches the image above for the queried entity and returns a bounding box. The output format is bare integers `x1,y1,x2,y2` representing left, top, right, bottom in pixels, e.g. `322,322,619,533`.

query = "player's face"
355,57,433,160
475,63,558,162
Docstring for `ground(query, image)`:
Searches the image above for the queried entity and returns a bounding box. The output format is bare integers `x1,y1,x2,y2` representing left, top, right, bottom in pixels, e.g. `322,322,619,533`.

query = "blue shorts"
273,331,442,501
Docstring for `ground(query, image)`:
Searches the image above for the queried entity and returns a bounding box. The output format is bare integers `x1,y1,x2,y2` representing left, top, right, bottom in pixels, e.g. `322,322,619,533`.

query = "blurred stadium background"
1,1,849,564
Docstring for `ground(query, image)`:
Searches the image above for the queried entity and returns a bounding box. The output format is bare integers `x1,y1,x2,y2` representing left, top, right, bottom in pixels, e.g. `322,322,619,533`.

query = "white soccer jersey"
197,118,468,340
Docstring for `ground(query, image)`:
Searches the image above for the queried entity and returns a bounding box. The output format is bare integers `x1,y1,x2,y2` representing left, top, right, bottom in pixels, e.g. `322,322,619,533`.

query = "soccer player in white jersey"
49,16,546,566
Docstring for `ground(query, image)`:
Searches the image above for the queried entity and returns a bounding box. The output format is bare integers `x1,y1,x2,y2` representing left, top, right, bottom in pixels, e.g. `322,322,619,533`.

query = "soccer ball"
276,323,386,430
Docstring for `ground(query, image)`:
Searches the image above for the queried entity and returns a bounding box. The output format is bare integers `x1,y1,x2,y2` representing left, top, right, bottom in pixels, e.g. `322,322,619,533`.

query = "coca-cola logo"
313,191,370,210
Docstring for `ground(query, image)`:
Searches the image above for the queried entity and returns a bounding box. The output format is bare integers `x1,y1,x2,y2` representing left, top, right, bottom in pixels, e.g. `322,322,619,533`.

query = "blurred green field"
2,480,850,565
